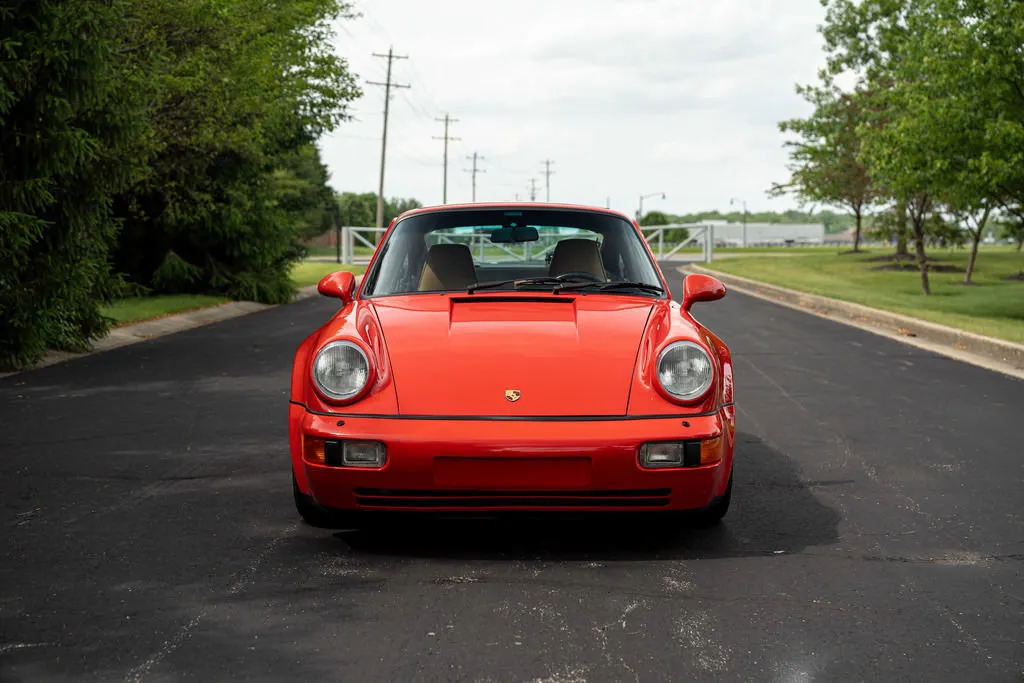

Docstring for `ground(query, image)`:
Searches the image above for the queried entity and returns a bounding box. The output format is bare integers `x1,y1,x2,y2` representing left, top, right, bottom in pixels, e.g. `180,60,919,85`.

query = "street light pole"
637,192,666,222
730,197,748,247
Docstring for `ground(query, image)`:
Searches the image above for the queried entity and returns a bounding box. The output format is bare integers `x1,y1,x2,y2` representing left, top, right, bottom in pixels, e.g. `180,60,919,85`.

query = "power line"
541,159,555,202
432,113,460,204
366,46,409,228
464,152,486,203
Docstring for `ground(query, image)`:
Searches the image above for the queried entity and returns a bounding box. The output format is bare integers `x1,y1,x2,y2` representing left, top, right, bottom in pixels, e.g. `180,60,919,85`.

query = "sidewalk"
1,281,348,377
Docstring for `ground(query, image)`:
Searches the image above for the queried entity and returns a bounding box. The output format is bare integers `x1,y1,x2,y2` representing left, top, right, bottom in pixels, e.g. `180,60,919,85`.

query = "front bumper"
290,404,734,513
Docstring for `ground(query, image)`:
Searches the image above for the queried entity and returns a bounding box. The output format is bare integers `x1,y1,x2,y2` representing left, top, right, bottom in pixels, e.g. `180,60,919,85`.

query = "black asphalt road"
2,271,1022,682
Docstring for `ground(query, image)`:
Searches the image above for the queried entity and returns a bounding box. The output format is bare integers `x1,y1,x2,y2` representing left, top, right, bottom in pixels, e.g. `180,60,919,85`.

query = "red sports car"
289,204,735,527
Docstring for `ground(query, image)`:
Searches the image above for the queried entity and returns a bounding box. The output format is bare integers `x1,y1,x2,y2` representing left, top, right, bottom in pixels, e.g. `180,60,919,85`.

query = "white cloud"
319,0,828,216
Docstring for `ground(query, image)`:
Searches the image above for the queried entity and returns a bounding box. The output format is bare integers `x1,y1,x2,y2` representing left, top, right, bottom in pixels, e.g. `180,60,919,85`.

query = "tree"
334,193,421,229
862,0,1022,283
1000,217,1024,251
336,192,378,228
268,143,336,241
111,0,361,303
819,0,926,268
639,211,671,227
821,0,1024,288
0,1,150,370
772,86,876,251
388,197,423,223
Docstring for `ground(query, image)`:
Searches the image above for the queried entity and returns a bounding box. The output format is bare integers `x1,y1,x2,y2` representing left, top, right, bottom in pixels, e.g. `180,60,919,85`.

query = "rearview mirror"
317,270,356,304
681,273,726,311
490,226,539,243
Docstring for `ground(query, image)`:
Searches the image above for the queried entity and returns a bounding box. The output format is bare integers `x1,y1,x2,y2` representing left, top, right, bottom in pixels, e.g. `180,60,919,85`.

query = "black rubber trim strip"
450,296,576,304
355,488,671,498
355,497,671,508
289,400,733,421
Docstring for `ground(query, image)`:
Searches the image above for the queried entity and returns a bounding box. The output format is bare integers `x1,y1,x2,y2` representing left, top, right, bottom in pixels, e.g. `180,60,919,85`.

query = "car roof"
395,202,636,223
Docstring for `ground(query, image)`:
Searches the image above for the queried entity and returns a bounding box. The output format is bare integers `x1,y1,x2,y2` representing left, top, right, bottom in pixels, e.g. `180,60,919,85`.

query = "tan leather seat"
418,243,478,291
548,238,607,280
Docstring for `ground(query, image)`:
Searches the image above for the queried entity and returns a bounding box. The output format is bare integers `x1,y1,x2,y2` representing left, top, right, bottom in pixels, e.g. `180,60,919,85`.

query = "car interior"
416,237,611,292
362,210,662,297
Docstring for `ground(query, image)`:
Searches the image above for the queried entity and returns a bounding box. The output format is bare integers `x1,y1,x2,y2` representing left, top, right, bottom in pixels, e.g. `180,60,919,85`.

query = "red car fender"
289,301,399,493
626,300,719,416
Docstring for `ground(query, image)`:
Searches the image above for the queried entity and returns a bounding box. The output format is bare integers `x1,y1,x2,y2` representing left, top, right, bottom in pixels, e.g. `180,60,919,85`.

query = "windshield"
361,208,664,297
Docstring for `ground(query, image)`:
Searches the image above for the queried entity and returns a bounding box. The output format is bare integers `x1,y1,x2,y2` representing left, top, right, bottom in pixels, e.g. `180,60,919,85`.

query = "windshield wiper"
554,281,665,295
466,277,580,293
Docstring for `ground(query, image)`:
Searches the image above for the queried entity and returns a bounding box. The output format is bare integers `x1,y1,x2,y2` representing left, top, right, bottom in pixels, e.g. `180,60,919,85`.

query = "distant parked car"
288,204,736,528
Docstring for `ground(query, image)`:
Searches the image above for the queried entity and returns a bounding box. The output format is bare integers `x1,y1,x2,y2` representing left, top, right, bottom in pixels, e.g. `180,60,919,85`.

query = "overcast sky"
318,0,829,217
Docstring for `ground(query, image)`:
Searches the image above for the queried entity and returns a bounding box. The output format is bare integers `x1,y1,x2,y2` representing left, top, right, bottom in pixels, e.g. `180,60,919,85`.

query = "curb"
1,278,358,378
684,264,1024,380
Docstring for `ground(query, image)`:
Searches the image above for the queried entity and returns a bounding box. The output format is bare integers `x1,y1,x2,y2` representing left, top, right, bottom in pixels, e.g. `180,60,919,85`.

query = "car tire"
293,473,356,529
693,470,732,527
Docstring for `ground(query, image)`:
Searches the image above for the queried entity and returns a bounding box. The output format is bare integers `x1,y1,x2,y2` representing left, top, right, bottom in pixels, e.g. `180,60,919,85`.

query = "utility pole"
367,47,409,229
433,114,460,204
464,152,486,202
528,178,538,202
541,159,555,202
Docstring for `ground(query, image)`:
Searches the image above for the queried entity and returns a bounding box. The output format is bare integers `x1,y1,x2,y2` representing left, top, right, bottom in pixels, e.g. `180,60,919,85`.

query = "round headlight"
312,341,371,401
656,341,714,401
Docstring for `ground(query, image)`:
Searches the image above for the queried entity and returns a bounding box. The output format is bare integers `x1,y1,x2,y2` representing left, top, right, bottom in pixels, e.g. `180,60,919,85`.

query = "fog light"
640,442,684,468
640,440,714,468
342,441,386,468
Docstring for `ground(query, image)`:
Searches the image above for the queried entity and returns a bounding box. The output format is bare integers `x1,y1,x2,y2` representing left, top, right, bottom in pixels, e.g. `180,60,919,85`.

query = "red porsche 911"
288,204,735,528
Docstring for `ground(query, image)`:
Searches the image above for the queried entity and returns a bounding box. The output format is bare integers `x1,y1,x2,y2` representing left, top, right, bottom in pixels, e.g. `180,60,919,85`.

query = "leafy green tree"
1000,217,1024,251
639,211,671,227
112,0,360,303
819,0,928,271
772,87,876,251
269,143,336,241
0,1,149,370
336,192,378,227
334,192,421,229
859,0,1021,283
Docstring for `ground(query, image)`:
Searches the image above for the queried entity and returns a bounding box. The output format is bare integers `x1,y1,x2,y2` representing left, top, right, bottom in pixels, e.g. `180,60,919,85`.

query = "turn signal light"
302,435,386,468
700,435,723,465
303,435,326,464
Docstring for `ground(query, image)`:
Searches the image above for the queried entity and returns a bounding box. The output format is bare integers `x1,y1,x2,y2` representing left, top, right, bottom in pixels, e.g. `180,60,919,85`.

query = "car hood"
370,294,656,416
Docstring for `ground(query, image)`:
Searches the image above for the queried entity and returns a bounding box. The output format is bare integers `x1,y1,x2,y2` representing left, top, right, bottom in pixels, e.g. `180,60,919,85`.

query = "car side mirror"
317,270,356,305
681,273,726,312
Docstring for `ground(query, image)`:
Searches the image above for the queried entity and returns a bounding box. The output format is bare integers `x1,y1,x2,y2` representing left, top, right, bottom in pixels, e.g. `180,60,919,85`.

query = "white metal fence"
328,225,714,265
640,224,715,263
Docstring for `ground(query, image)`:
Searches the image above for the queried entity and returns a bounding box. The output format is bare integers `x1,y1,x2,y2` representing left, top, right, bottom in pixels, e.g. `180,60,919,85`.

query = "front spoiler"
289,404,736,513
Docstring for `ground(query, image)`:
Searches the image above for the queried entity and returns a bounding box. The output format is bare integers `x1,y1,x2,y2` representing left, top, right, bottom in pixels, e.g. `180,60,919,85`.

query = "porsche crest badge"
504,389,521,402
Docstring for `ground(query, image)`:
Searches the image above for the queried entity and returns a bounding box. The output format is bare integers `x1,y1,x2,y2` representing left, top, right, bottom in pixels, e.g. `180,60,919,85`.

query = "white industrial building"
698,220,825,247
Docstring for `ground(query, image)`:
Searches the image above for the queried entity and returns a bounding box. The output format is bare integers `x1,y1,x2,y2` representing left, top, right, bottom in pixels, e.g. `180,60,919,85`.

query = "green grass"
101,294,230,326
103,262,368,327
671,244,843,254
290,262,366,288
703,247,1024,343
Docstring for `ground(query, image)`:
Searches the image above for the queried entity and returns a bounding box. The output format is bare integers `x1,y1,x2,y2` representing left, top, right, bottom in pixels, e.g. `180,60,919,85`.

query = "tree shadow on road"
335,431,843,562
